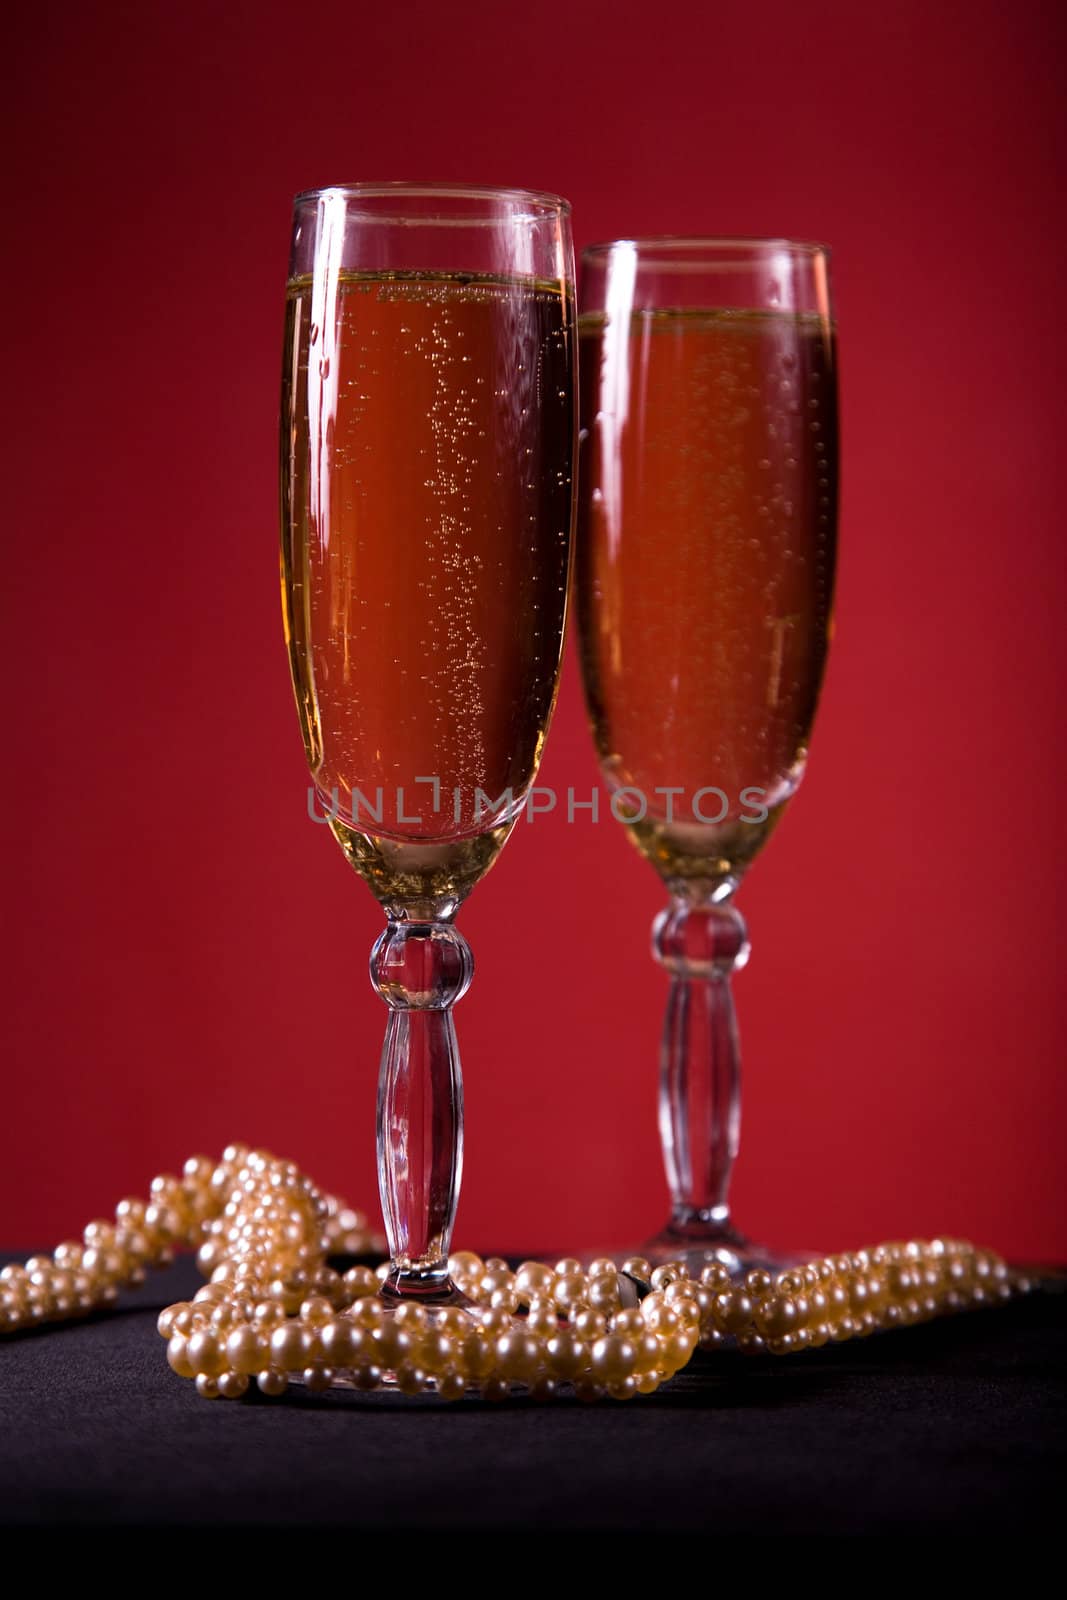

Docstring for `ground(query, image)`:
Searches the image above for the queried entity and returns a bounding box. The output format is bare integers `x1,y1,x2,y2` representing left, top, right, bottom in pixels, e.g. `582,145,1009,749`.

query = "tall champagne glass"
576,239,838,1272
281,184,575,1302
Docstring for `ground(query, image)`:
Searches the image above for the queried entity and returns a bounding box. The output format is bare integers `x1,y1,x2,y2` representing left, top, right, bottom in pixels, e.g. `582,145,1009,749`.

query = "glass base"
286,1371,559,1400
378,1274,471,1309
643,1220,808,1278
287,1366,478,1396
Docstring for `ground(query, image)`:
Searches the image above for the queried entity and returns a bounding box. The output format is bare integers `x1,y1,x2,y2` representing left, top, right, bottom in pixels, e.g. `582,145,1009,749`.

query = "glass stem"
370,919,473,1301
652,894,751,1235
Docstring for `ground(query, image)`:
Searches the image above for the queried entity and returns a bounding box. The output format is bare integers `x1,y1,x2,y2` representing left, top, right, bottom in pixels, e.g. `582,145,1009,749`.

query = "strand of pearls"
0,1145,1032,1402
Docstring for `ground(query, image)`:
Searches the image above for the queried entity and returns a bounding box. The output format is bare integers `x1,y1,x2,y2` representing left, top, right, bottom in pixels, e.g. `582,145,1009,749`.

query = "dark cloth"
0,1254,1062,1531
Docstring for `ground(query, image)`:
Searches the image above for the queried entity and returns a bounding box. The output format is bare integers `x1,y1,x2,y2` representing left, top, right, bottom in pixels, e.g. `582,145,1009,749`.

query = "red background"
3,1,1064,1259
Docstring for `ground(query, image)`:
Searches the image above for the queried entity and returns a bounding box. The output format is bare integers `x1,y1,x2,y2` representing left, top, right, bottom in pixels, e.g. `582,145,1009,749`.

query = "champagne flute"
281,184,575,1303
576,239,838,1273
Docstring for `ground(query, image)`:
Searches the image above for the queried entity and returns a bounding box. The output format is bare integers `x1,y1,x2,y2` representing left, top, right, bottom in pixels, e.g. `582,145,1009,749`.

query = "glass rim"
582,235,831,263
293,180,571,219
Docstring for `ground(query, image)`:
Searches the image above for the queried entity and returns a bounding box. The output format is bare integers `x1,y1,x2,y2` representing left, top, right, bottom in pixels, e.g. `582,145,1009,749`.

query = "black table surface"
1,1253,1062,1532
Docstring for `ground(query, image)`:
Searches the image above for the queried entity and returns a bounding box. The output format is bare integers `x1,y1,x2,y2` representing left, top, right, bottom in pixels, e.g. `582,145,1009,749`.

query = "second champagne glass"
576,238,838,1273
281,184,575,1303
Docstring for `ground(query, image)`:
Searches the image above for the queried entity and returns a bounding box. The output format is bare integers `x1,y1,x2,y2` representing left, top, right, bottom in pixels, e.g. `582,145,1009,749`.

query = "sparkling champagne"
577,307,838,885
282,271,574,910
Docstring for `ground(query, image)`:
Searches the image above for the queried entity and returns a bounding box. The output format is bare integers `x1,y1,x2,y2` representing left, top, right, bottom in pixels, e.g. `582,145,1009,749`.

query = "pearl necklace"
0,1144,1032,1402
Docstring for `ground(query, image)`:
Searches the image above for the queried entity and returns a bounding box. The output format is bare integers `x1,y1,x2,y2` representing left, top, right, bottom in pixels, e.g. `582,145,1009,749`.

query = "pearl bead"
393,1303,429,1333
590,1336,636,1382
313,1266,341,1298
457,1331,492,1377
662,1329,697,1369
218,1370,249,1400
225,1325,268,1375
664,1281,701,1313
270,1323,312,1372
641,1299,679,1334
714,1291,756,1334
419,1332,456,1374
156,1305,181,1339
635,1331,662,1372
350,1361,382,1391
186,1330,226,1377
514,1262,555,1298
494,1332,542,1381
372,1322,413,1368
343,1266,378,1300
349,1297,385,1328
436,1371,466,1401
545,1331,585,1378
436,1308,469,1336
553,1273,588,1308
395,1364,428,1396
621,1257,652,1281
448,1251,482,1275
167,1334,196,1378
700,1260,735,1286
320,1320,365,1369
209,1303,243,1331
607,1376,638,1400
610,1309,645,1337
587,1277,621,1312
302,1365,333,1394
525,1307,558,1338
301,1327,326,1364
571,1308,608,1339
